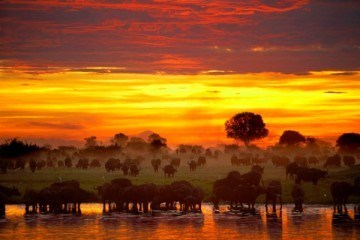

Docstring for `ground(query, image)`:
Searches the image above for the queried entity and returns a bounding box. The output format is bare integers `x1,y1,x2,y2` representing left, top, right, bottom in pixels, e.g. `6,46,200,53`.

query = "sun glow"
0,70,359,147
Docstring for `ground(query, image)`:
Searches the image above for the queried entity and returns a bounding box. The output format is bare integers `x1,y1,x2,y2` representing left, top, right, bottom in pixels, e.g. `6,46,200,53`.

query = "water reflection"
0,204,359,240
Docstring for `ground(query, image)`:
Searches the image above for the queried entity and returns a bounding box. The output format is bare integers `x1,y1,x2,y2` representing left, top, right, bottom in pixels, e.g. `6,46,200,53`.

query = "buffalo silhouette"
163,164,177,178
265,180,282,214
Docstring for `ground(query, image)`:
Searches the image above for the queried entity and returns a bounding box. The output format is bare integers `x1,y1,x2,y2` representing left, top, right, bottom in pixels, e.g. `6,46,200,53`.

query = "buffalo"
330,181,354,214
38,187,56,213
240,170,263,187
265,180,282,214
197,156,206,167
76,158,89,169
64,157,72,168
97,178,132,213
138,183,159,213
295,167,327,185
324,154,341,168
105,158,121,172
23,189,38,214
291,184,305,212
163,164,177,178
151,158,161,172
90,159,101,168
129,164,141,177
56,186,96,214
97,183,119,213
152,181,203,213
184,186,203,213
188,160,197,172
213,171,243,210
233,184,266,213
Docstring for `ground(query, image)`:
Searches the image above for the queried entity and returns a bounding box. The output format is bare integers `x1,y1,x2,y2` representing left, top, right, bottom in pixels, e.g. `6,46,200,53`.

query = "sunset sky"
0,0,359,148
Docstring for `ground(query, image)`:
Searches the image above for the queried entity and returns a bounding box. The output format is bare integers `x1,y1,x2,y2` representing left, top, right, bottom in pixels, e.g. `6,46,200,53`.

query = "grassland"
1,158,359,204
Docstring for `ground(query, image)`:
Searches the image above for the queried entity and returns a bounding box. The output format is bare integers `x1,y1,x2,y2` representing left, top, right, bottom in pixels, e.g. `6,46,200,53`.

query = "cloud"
0,0,359,74
330,71,358,76
26,121,84,130
324,91,347,94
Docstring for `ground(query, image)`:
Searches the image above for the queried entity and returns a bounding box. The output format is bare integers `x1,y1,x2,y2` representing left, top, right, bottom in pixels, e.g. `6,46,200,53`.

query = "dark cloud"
27,121,84,130
324,91,347,94
0,0,359,74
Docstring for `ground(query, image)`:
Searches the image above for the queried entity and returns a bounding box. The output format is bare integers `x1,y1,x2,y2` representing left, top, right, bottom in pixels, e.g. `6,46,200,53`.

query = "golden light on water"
0,70,359,147
2,204,359,240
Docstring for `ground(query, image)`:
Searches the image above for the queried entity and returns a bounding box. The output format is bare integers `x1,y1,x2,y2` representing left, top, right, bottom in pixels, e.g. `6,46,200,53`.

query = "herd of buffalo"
0,178,203,216
1,168,359,219
1,152,360,222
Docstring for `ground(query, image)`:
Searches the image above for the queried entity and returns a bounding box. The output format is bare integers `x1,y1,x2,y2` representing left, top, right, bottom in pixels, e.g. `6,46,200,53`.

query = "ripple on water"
0,204,359,240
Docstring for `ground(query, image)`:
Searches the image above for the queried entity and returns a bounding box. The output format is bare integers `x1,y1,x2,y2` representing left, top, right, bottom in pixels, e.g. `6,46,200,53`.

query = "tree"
279,130,306,146
225,112,268,146
111,133,129,147
336,133,360,154
0,138,40,159
149,139,167,154
148,133,167,144
0,139,40,173
84,136,98,148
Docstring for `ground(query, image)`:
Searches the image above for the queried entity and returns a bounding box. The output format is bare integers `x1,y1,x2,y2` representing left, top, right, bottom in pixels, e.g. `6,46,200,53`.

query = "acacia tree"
148,133,167,144
111,133,129,147
225,112,268,146
279,130,306,146
336,132,360,154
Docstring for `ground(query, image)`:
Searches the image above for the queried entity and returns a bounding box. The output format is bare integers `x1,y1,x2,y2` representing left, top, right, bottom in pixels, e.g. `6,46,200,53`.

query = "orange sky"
0,70,359,148
0,1,359,148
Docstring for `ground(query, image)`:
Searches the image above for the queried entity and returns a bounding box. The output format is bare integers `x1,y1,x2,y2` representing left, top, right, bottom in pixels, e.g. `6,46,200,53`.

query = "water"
0,204,359,240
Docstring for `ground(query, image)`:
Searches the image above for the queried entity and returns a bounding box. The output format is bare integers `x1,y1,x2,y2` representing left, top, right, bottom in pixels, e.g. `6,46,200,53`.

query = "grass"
1,158,359,204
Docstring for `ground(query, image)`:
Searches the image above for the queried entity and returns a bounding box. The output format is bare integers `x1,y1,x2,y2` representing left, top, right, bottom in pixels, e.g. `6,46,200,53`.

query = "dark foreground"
0,204,359,240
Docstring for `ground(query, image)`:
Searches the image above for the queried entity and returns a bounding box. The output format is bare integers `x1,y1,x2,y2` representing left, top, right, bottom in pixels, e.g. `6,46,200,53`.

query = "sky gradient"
0,0,359,148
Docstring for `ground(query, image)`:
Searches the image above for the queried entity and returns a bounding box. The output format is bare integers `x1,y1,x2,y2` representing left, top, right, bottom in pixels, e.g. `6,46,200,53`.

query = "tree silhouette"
0,138,40,159
148,133,167,144
150,139,167,154
111,133,129,147
336,132,360,154
0,139,40,173
279,130,306,146
84,136,98,148
225,112,268,146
